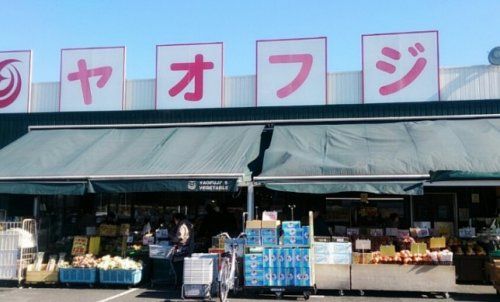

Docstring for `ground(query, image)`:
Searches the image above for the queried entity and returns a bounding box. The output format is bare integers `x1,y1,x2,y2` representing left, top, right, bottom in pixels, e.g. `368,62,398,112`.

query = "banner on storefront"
0,50,31,113
362,31,439,103
256,37,327,107
59,47,126,112
156,42,223,109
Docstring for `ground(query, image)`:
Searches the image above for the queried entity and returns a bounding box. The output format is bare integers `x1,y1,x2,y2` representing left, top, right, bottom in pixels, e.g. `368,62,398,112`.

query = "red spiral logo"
0,59,22,108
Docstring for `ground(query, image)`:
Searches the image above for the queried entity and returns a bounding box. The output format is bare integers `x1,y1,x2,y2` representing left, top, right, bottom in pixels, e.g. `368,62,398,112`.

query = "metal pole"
409,196,414,227
33,196,40,219
453,193,459,236
247,182,255,220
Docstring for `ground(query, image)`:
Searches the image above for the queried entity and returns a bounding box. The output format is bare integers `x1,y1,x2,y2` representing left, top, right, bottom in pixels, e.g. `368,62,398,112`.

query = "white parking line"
95,288,139,302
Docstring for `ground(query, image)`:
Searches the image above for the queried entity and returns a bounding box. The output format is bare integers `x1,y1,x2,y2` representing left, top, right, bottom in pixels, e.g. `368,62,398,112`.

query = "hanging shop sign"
0,50,31,113
59,47,126,112
362,30,439,103
186,179,235,192
256,37,327,107
156,42,223,109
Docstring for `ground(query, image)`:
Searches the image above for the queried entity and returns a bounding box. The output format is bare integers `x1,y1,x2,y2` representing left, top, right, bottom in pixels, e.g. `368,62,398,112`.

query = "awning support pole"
247,182,255,220
33,196,40,219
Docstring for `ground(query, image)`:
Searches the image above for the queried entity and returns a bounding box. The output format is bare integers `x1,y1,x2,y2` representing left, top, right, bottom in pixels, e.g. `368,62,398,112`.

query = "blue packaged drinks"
284,268,295,286
276,268,286,286
302,226,310,244
264,268,277,286
246,236,261,246
245,228,261,237
244,254,263,270
262,235,278,246
283,248,295,268
282,221,301,230
245,276,264,286
284,235,304,245
269,248,279,267
293,248,303,267
245,269,263,279
261,228,278,237
262,249,271,267
277,248,286,267
302,249,310,267
283,227,303,237
294,267,312,287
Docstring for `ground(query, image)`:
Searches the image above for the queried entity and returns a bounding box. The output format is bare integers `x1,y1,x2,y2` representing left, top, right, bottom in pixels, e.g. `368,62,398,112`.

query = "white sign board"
362,31,439,103
257,37,326,107
60,47,125,112
355,239,371,250
156,42,223,109
0,50,31,113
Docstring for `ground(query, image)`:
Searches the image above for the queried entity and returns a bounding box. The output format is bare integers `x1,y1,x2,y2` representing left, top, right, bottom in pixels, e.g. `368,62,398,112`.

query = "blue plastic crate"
59,268,97,284
99,269,142,285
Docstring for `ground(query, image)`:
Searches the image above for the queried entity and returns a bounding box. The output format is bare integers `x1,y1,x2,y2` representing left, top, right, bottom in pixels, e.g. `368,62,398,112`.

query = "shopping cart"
0,219,38,285
149,244,177,287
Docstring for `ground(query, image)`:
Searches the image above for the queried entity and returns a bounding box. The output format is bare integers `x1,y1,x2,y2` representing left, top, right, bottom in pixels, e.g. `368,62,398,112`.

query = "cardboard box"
246,220,262,229
261,220,280,228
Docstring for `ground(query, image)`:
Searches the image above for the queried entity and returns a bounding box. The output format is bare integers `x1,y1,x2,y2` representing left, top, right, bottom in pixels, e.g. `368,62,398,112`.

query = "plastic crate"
182,284,212,299
183,258,214,284
59,268,97,284
149,244,174,259
99,269,142,285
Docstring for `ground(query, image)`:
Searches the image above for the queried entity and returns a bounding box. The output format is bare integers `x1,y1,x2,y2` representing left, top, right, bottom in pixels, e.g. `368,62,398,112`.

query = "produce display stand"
350,264,456,297
315,264,350,294
99,269,142,287
59,267,98,287
25,264,58,285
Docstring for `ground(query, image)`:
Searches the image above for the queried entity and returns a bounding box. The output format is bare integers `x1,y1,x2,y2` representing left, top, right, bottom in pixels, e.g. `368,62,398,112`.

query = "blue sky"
2,0,499,82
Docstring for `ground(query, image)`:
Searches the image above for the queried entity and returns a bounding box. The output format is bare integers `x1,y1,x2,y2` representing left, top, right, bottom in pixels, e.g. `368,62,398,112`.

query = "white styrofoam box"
330,253,352,265
191,253,219,281
183,257,215,284
314,253,330,264
313,242,329,255
330,242,352,254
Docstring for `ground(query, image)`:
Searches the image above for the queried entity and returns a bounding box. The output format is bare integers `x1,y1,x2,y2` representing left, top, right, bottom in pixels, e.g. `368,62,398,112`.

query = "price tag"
429,237,446,249
410,242,427,255
416,228,430,238
71,236,88,256
369,228,384,237
459,227,476,238
380,245,396,257
385,228,398,237
347,228,359,236
355,239,371,250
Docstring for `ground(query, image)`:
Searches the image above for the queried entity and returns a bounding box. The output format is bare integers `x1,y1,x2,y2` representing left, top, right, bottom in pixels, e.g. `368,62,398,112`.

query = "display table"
315,264,350,290
351,264,456,293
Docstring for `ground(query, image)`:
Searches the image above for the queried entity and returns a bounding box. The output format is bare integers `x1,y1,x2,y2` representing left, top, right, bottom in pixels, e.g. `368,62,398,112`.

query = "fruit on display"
370,249,452,265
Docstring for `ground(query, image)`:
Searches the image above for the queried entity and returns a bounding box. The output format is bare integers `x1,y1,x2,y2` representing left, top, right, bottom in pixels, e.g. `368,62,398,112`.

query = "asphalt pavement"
0,284,497,302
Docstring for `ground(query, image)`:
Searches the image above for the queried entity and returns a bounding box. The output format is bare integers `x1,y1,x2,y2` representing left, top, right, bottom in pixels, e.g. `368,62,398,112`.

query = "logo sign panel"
60,47,125,112
156,42,223,109
0,50,31,113
257,37,326,107
362,31,439,103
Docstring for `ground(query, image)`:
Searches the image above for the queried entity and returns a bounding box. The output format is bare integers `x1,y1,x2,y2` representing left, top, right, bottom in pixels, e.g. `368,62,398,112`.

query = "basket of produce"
59,254,98,285
97,255,143,286
26,264,59,284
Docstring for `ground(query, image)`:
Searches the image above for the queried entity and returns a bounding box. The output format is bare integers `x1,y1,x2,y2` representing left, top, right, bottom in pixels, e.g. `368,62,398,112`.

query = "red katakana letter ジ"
168,54,214,101
67,59,112,105
269,54,313,98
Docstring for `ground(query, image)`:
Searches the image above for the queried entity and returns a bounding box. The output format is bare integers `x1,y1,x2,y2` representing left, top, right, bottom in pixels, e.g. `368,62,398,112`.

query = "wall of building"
28,65,500,112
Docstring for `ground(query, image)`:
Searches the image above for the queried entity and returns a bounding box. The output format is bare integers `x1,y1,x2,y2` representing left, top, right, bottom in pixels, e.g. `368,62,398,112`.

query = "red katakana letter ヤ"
67,59,112,105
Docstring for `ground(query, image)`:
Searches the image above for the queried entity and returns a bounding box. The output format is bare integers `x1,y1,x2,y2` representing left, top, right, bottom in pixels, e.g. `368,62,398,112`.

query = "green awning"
0,125,264,195
256,118,500,195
